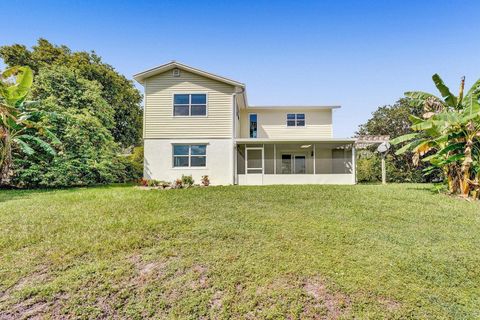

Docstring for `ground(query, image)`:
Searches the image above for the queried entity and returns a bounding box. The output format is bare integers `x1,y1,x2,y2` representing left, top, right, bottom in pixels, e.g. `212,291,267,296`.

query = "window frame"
286,113,306,127
249,113,258,138
172,144,207,168
172,93,208,117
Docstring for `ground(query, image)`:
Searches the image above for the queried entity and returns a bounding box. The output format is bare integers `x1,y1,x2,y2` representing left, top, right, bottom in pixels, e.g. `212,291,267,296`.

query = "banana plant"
0,66,59,185
391,74,480,198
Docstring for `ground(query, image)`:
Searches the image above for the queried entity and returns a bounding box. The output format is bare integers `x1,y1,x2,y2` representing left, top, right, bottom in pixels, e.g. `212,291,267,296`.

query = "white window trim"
172,144,207,169
245,146,264,174
172,92,209,117
286,113,306,127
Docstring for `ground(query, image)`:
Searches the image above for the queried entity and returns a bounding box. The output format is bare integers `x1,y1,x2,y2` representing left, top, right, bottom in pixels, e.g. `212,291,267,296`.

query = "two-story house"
133,61,356,185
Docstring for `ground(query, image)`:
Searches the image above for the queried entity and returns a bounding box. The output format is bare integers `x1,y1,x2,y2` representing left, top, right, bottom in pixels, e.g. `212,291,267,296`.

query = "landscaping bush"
356,152,381,183
173,178,183,189
181,175,194,187
201,175,210,186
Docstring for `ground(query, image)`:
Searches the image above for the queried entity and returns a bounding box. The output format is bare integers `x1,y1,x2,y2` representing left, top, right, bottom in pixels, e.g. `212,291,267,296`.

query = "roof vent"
172,68,181,77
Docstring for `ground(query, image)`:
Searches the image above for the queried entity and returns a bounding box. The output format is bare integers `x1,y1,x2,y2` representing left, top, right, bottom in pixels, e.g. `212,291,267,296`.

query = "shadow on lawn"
0,188,57,204
0,183,134,204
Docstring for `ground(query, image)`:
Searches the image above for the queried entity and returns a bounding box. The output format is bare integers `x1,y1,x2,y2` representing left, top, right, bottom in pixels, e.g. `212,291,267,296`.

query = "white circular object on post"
377,142,390,154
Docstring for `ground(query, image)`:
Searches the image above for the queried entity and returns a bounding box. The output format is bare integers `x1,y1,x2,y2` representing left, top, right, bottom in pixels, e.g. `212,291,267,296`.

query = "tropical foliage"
0,39,143,147
0,39,144,188
391,74,480,198
356,98,429,183
0,66,58,185
10,66,137,187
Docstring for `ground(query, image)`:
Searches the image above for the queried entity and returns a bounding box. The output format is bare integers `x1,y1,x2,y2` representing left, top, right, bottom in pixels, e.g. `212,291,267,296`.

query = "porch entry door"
294,155,306,174
245,147,264,185
281,154,306,174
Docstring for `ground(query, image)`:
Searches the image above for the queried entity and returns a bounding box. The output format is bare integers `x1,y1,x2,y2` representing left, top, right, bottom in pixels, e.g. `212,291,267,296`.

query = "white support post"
313,144,316,174
274,144,276,174
233,143,237,185
262,144,265,175
381,154,386,185
352,145,357,184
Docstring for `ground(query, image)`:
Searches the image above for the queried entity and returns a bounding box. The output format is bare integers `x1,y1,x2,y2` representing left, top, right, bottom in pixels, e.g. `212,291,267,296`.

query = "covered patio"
235,138,356,185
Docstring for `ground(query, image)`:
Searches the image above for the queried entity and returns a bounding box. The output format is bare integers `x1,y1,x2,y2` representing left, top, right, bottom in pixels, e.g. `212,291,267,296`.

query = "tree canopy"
0,39,142,147
356,98,432,182
0,39,143,188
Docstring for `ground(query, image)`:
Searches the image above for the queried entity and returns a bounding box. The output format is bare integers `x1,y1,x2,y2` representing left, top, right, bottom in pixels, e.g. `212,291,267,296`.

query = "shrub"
139,178,148,186
173,178,183,189
356,152,381,183
181,175,194,187
201,175,210,186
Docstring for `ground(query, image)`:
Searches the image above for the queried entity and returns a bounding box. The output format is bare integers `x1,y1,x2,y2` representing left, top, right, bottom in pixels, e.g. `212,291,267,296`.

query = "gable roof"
133,61,245,87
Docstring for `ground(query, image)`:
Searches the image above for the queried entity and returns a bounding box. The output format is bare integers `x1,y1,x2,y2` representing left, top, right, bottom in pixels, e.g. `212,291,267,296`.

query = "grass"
0,184,479,319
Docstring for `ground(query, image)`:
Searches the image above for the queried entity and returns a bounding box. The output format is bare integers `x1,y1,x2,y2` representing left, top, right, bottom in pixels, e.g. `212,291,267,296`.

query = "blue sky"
1,0,479,137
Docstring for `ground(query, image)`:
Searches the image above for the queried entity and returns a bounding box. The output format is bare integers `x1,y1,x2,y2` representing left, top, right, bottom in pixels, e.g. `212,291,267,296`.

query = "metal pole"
381,155,386,184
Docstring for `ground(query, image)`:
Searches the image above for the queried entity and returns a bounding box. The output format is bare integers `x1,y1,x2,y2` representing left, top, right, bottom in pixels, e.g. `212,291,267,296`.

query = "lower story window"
173,144,206,167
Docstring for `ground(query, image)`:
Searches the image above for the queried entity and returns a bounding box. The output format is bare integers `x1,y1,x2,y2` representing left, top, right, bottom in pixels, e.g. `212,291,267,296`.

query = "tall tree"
0,39,143,147
392,74,480,198
0,66,57,185
11,66,129,188
356,98,429,182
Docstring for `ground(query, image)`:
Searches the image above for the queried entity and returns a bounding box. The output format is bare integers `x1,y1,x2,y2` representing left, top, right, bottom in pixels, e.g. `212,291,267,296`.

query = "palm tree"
391,74,480,198
0,66,59,185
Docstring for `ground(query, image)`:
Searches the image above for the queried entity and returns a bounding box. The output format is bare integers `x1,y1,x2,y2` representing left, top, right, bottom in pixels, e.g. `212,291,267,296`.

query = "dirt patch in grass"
0,266,52,319
250,275,352,319
1,297,53,320
302,276,351,319
0,267,50,303
209,290,224,310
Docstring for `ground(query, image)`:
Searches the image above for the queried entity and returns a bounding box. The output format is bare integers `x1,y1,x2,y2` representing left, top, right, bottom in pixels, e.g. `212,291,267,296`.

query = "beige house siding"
239,108,333,139
144,69,235,139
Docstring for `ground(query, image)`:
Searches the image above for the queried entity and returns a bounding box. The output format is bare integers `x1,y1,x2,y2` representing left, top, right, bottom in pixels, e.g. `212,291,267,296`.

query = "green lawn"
0,184,479,319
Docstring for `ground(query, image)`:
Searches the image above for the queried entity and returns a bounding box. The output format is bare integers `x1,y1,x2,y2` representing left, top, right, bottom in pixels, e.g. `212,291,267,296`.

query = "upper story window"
173,144,206,167
249,114,257,138
287,113,305,127
173,94,207,116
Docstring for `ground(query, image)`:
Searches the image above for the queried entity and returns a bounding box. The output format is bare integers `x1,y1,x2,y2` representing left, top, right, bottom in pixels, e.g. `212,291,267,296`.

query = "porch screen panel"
332,149,353,174
314,144,333,174
264,144,274,174
246,149,262,174
237,144,245,175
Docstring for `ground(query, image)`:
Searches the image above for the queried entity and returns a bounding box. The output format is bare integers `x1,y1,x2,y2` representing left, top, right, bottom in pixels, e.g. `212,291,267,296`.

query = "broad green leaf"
422,153,440,162
408,114,424,125
437,142,464,156
441,153,464,165
432,74,457,108
411,120,433,131
464,78,480,101
390,133,418,145
18,134,57,156
41,128,61,145
395,139,423,155
13,137,35,155
1,67,33,106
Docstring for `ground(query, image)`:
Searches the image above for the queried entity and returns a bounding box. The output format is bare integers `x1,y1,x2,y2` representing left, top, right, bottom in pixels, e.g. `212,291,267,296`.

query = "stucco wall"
144,139,234,185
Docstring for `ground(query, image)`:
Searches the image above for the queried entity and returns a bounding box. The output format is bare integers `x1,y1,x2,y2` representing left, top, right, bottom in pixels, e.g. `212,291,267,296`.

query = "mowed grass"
0,184,479,319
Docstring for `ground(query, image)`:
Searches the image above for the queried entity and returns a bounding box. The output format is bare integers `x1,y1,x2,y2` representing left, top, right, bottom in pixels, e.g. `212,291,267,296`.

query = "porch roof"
235,138,356,144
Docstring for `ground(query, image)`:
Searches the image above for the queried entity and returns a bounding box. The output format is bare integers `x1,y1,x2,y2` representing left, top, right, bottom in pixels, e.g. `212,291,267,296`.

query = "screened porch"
235,140,356,185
